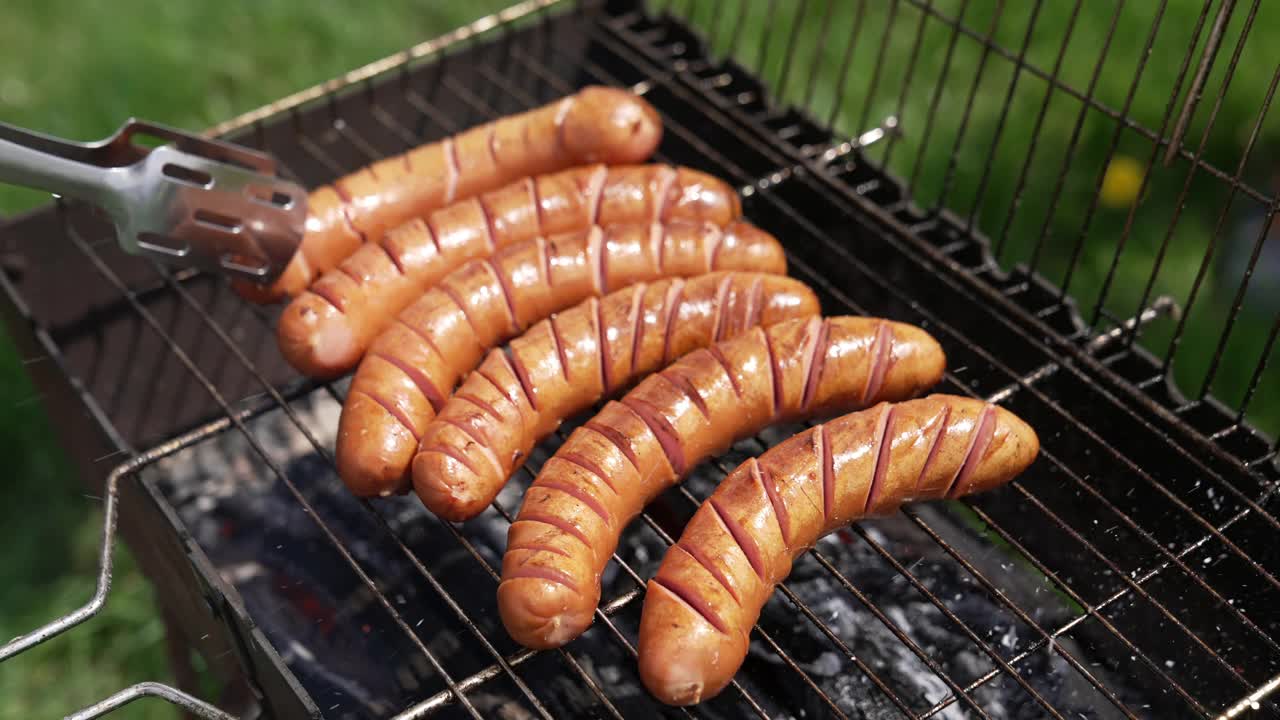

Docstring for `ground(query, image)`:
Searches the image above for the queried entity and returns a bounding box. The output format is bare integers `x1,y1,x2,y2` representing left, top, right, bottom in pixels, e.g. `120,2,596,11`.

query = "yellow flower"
1100,155,1144,208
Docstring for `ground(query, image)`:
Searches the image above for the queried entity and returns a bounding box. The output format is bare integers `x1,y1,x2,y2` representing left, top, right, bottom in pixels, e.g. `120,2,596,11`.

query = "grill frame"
1,0,1278,717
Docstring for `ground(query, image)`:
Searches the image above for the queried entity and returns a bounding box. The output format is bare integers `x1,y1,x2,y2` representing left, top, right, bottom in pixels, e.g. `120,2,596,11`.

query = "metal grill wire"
4,0,1280,718
662,0,1280,448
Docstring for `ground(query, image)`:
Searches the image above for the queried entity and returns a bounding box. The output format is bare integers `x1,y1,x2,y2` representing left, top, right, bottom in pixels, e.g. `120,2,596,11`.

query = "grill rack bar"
1220,672,1280,720
63,682,236,720
1163,0,1238,168
3,1,1278,717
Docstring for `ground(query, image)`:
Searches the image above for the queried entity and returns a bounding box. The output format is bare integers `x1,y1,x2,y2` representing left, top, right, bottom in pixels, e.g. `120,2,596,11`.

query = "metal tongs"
0,119,305,284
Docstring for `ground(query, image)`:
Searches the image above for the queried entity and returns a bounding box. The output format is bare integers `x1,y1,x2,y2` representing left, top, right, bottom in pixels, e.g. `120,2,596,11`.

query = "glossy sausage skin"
336,221,786,498
240,86,663,302
413,272,819,522
497,316,946,649
638,395,1039,705
278,164,743,377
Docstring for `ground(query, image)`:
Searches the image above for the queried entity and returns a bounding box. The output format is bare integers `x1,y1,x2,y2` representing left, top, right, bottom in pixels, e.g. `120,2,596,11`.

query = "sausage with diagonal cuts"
238,86,664,303
638,394,1039,705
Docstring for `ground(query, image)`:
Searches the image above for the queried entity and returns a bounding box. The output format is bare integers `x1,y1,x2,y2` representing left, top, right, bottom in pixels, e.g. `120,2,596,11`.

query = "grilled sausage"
497,316,946,649
237,87,663,303
637,395,1039,705
413,272,820,522
278,164,742,377
337,221,786,498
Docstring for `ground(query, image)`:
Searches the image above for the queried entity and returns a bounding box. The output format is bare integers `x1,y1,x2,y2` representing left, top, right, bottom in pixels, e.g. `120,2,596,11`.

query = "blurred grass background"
0,0,1275,718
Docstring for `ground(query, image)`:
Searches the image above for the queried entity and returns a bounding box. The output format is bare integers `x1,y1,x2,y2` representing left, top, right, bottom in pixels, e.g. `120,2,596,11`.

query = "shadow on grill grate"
2,1,1279,718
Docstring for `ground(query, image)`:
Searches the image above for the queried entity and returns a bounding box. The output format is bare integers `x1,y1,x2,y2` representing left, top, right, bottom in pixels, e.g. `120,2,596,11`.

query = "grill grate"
2,1,1278,718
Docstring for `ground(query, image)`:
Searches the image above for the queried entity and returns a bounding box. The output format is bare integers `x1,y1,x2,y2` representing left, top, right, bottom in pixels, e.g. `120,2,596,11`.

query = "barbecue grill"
3,0,1278,717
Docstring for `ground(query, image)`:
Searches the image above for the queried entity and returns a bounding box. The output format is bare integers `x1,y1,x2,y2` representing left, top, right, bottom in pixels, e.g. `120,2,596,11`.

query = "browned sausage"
637,395,1039,704
412,272,820,522
336,221,786,498
278,164,743,377
497,316,946,649
238,87,663,303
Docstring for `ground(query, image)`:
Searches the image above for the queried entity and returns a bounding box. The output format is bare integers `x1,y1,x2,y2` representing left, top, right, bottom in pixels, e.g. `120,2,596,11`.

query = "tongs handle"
0,124,119,209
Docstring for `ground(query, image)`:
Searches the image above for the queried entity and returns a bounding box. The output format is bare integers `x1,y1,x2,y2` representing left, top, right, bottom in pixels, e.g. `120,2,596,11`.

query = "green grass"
1,1,1276,717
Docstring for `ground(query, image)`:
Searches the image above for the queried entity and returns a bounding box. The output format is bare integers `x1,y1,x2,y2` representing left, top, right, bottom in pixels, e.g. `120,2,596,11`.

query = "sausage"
237,86,663,303
278,164,743,377
497,316,946,649
412,272,820,522
637,395,1039,705
336,220,786,498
